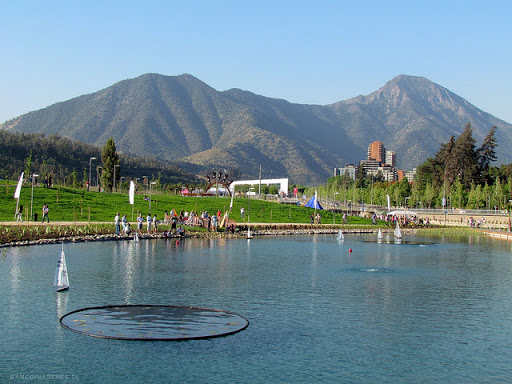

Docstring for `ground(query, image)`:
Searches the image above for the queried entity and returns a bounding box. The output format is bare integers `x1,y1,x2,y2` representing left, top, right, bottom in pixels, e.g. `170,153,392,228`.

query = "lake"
1,233,512,383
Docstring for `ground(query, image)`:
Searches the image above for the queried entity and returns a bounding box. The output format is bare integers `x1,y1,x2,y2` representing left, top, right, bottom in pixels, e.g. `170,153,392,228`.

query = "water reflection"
2,235,512,384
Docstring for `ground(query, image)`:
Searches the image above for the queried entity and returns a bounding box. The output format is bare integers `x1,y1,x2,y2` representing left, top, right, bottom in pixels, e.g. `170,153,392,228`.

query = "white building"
334,164,358,180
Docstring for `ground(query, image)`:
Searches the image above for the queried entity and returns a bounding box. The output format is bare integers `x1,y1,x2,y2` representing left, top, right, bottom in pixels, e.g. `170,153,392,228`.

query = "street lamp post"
113,164,120,192
30,174,39,221
333,192,339,224
371,176,374,208
89,157,96,191
248,187,254,224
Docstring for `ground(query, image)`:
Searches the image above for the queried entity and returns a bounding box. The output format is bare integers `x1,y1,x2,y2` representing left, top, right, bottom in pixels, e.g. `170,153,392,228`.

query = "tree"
24,151,32,176
355,165,367,188
101,138,120,192
478,126,498,184
424,182,436,208
451,122,479,189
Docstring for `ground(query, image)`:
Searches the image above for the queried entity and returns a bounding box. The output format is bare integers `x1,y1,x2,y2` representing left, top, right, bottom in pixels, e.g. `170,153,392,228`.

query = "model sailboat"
337,229,344,241
377,228,383,240
394,223,402,239
54,244,69,292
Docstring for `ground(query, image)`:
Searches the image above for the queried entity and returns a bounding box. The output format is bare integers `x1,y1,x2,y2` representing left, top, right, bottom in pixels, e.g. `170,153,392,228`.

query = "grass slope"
0,185,374,226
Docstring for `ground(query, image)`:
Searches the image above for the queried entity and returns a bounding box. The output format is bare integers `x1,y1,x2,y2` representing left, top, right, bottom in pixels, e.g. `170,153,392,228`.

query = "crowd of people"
113,208,230,237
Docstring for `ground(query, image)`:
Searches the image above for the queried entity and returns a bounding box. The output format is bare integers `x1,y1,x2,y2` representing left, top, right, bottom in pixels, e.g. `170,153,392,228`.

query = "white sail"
14,172,24,199
54,244,69,290
337,229,344,240
247,227,252,239
129,181,135,205
377,228,383,239
394,223,402,239
134,232,139,242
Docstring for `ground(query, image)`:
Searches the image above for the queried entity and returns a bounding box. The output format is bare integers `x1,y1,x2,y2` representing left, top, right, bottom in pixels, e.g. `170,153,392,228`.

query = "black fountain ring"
59,304,249,341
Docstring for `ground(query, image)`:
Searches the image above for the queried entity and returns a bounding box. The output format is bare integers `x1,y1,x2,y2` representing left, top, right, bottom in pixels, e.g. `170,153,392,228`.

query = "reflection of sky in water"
61,305,249,340
2,234,512,383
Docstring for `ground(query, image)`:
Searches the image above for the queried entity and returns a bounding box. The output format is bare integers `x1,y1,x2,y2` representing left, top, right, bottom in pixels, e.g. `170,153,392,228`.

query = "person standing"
42,204,49,223
240,207,245,219
153,214,158,233
212,214,218,232
137,213,144,234
114,212,120,235
146,213,152,233
122,214,128,233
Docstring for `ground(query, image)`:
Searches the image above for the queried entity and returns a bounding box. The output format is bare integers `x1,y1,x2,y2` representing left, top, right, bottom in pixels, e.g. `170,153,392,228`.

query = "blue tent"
305,195,323,209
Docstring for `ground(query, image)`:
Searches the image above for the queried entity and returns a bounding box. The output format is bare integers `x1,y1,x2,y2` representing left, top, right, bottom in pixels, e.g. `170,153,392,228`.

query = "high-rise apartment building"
385,150,396,167
367,141,385,163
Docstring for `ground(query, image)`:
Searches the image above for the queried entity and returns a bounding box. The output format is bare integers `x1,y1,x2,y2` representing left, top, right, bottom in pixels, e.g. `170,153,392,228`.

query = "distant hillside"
0,131,200,185
2,73,511,184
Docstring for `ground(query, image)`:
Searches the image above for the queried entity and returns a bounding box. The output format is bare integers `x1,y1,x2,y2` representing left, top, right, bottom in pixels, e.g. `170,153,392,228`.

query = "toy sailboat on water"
337,229,344,241
394,223,402,239
54,244,69,292
377,228,383,240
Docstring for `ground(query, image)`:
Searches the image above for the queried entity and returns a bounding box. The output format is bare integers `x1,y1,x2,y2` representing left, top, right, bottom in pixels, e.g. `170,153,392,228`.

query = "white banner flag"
129,181,135,205
14,172,24,199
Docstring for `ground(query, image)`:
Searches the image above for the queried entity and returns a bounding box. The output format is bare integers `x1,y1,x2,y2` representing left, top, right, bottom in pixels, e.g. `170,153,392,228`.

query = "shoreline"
2,221,510,248
0,226,418,248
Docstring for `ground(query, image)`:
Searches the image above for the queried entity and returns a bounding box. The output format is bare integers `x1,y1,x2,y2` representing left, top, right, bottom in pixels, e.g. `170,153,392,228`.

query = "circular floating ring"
60,305,249,341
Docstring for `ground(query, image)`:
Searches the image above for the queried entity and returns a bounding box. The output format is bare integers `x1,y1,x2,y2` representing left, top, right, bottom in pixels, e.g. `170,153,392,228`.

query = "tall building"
385,150,396,167
368,141,385,163
334,164,358,180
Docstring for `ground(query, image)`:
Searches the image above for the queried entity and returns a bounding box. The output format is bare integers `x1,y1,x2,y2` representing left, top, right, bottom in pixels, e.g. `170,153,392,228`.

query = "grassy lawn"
0,185,378,226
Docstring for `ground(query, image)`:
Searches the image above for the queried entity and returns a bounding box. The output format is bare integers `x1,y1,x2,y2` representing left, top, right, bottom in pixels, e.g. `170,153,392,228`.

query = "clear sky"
1,0,511,124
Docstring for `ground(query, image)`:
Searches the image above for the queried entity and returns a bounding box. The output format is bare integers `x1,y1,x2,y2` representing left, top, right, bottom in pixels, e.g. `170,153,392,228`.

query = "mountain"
2,73,511,184
330,75,512,169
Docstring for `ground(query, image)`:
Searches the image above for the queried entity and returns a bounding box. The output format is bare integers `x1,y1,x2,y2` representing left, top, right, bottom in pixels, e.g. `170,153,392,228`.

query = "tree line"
0,131,200,189
308,123,512,210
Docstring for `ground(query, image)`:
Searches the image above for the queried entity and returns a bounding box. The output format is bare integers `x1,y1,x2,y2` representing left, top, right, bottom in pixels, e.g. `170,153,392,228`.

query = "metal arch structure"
205,180,233,196
204,170,234,196
229,178,289,195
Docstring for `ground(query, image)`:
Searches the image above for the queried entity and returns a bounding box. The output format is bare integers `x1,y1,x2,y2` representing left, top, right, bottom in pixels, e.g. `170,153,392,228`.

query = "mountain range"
2,73,510,184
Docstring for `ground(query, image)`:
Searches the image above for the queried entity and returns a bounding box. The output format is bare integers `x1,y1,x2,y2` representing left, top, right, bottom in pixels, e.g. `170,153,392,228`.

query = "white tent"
387,210,418,216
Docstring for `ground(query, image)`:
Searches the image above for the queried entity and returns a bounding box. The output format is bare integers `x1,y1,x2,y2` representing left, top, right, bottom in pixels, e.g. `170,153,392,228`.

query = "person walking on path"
16,205,23,223
42,204,50,223
137,213,144,234
114,212,120,235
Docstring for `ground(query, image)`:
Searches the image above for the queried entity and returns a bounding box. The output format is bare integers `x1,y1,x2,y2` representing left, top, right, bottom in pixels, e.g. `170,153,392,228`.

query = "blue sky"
2,0,511,124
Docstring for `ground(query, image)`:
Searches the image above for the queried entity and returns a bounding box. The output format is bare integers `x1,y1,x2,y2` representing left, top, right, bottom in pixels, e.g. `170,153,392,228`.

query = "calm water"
1,234,512,383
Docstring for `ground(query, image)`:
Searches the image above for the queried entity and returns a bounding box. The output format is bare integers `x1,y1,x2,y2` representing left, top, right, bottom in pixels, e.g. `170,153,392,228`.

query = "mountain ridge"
2,73,510,184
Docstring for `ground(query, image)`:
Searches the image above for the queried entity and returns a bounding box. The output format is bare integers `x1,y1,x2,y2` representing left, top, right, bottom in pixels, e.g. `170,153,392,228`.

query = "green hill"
0,130,200,186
